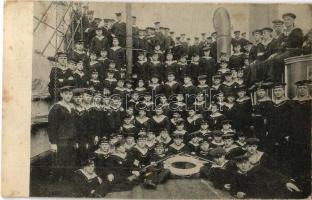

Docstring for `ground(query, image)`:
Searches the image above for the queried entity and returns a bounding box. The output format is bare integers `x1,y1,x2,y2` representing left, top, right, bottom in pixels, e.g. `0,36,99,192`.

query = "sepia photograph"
29,1,312,198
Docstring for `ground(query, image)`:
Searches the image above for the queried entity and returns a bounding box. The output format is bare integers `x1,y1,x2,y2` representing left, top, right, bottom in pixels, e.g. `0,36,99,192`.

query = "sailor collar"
262,37,273,46
293,96,312,102
143,101,154,106
111,46,122,51
198,84,208,88
236,96,250,102
146,140,157,148
98,57,108,61
211,160,228,169
113,152,127,160
57,101,75,113
134,145,148,155
74,70,84,76
94,149,110,157
174,130,187,135
96,35,105,40
224,144,239,152
177,62,187,66
123,123,135,129
151,60,161,65
166,81,178,86
202,56,212,59
157,136,171,144
90,60,99,65
137,60,147,64
78,169,98,180
194,101,205,106
187,114,201,123
90,79,100,83
221,128,235,133
183,83,193,87
224,102,235,108
115,87,126,91
74,49,85,54
223,81,235,86
199,129,211,134
257,97,272,103
273,97,289,105
153,115,166,123
56,65,67,71
211,84,220,89
189,140,201,147
135,87,146,91
236,141,246,147
91,103,103,109
170,143,185,150
149,83,160,88
165,60,176,65
136,116,149,123
191,61,199,65
248,151,264,165
210,112,223,118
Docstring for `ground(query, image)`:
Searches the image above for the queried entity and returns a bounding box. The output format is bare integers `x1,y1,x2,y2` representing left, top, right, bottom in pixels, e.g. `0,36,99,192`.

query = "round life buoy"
163,155,205,176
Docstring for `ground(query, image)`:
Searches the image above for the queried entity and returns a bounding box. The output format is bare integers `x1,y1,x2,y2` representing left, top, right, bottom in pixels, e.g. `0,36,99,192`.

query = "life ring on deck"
163,155,205,176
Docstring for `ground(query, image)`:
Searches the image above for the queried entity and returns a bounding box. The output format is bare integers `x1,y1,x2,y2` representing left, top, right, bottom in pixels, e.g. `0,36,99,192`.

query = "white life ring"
163,155,205,176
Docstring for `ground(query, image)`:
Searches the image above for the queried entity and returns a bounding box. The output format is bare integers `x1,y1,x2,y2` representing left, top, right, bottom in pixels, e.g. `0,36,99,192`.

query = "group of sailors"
46,7,312,198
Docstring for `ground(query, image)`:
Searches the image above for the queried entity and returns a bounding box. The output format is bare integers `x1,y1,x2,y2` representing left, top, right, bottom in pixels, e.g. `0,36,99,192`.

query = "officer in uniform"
48,85,77,182
111,12,126,47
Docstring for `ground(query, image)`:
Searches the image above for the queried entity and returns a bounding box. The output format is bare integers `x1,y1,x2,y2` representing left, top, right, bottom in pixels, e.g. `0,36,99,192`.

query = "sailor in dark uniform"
197,140,213,160
223,94,236,120
87,52,101,75
181,75,198,106
251,83,274,145
156,128,172,147
90,27,109,57
97,49,110,81
128,133,152,181
232,85,252,133
103,69,117,92
163,72,180,97
133,51,148,83
172,120,189,143
89,70,103,92
147,74,163,97
210,74,222,98
93,138,113,180
229,43,245,70
147,52,164,82
185,109,202,133
143,142,171,189
265,13,304,82
73,60,89,88
194,93,208,115
230,155,301,199
208,103,226,130
210,130,225,149
188,54,201,83
108,37,126,70
199,147,236,189
108,140,139,191
134,79,147,95
72,88,85,166
167,133,187,155
163,52,177,80
145,130,158,151
72,159,111,197
70,40,88,63
219,71,239,97
222,133,244,160
48,85,77,181
111,12,126,47
186,131,203,155
48,52,73,100
124,133,136,152
291,80,311,196
194,120,213,142
171,93,187,119
235,131,246,148
121,114,138,136
134,109,151,132
220,120,235,134
199,46,216,85
150,106,170,133
266,83,297,176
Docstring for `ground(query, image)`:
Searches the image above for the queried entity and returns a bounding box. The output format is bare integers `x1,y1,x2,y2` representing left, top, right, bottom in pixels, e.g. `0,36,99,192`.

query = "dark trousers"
52,139,77,180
